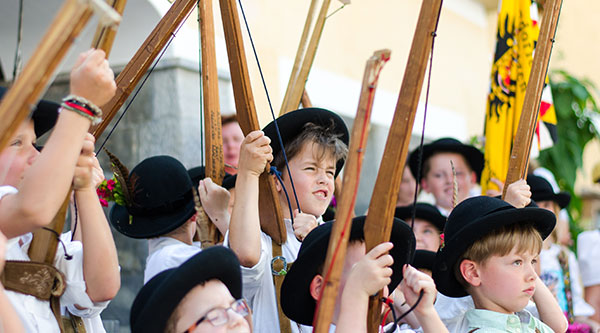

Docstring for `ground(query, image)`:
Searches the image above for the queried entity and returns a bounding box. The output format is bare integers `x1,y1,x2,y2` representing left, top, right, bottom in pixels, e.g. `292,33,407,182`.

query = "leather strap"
62,313,87,333
272,239,292,333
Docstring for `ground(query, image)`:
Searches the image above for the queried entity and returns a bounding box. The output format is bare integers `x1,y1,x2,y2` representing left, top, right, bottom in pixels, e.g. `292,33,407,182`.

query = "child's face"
421,152,476,211
174,280,250,333
472,249,538,314
0,121,38,187
278,141,336,218
396,166,416,207
222,122,244,173
409,219,441,252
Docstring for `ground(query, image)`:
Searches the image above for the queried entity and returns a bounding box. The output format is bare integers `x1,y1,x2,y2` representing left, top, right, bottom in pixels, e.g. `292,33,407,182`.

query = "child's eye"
10,139,22,147
513,260,522,266
531,258,538,265
423,228,434,235
326,170,335,176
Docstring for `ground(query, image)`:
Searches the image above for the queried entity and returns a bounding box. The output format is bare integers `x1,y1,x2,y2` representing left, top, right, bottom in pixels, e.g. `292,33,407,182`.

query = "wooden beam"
279,0,318,115
90,0,198,137
363,1,442,331
219,0,286,244
502,0,563,197
312,49,391,332
197,0,225,247
91,0,127,56
280,0,332,115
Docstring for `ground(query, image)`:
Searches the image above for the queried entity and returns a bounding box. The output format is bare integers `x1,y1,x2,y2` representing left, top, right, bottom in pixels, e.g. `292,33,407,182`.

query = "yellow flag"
481,0,555,193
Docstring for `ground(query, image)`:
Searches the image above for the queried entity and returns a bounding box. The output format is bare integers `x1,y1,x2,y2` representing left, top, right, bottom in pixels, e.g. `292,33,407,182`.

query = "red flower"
106,179,116,190
440,233,445,249
99,198,108,207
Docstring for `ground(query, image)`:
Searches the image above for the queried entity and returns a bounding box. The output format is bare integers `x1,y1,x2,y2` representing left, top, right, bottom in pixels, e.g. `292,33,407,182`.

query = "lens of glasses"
206,299,249,327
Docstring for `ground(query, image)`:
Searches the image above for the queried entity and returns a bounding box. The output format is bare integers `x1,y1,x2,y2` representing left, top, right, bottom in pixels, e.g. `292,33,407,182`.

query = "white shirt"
144,237,202,284
540,243,595,317
225,218,303,333
577,230,600,287
1,186,109,333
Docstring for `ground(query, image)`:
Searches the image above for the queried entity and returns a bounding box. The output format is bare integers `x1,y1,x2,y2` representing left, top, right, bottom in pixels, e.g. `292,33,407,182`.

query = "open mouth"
313,189,328,199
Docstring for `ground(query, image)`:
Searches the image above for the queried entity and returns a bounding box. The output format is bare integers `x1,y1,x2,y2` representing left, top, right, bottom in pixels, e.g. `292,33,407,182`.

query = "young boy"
408,138,482,215
227,108,348,332
394,202,445,252
130,246,251,333
221,115,244,175
433,196,567,332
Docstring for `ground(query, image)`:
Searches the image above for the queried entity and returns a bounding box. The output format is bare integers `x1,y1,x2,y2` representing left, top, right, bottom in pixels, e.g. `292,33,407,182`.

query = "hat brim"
281,217,415,325
409,141,483,182
412,250,436,272
433,206,555,297
262,108,349,178
531,192,571,209
130,246,242,333
395,205,445,232
109,198,196,239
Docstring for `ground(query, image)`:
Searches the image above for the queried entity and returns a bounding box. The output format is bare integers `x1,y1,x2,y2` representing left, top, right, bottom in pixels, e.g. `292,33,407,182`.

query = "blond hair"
454,223,542,288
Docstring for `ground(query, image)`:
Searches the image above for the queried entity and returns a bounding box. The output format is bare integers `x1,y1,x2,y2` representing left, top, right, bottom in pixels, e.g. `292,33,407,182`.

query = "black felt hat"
527,174,570,209
433,196,555,298
394,203,446,232
281,216,416,325
412,250,436,272
188,166,236,190
408,138,484,182
0,86,59,138
130,246,242,333
109,155,196,239
262,108,349,177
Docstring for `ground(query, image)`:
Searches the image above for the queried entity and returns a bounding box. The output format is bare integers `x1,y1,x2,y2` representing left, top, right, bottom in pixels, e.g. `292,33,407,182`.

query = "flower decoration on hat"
439,233,445,249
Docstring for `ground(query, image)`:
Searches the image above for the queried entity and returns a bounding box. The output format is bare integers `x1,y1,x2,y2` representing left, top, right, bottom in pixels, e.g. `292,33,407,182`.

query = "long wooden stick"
0,0,92,153
90,0,198,137
219,0,286,244
502,0,563,198
363,1,442,331
279,0,318,116
279,0,332,115
197,0,225,248
312,49,391,332
91,0,127,55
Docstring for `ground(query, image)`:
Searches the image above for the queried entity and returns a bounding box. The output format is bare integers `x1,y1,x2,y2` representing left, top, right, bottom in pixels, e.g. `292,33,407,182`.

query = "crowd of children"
2,49,600,333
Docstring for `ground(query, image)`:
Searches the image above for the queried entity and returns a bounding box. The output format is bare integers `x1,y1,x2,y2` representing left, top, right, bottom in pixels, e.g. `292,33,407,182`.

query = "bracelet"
62,94,103,118
61,102,97,124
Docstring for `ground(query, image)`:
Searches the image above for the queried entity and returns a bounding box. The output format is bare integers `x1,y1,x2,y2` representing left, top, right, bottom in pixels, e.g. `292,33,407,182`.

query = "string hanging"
236,0,302,217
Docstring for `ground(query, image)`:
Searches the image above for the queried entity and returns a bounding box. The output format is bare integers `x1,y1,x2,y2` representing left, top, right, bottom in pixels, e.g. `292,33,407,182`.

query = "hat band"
126,190,193,217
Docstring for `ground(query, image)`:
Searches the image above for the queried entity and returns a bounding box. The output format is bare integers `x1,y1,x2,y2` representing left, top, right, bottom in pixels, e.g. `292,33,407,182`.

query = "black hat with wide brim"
412,250,436,272
0,86,59,138
527,174,570,209
188,166,236,190
408,137,484,182
395,202,446,232
130,246,242,333
109,155,196,239
281,216,416,325
433,196,555,298
262,108,349,178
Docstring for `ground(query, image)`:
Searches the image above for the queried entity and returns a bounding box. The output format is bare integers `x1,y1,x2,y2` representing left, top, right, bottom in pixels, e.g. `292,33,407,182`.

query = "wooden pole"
502,0,563,198
197,0,226,248
279,0,318,116
363,1,442,331
91,0,127,56
90,0,199,137
219,0,286,244
300,90,313,108
0,0,93,152
280,0,332,115
312,49,391,332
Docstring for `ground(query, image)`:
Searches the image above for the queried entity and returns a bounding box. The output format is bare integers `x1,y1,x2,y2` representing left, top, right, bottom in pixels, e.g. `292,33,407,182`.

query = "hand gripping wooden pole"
197,0,226,248
91,0,127,55
219,0,286,244
363,1,443,331
502,0,563,198
312,49,391,332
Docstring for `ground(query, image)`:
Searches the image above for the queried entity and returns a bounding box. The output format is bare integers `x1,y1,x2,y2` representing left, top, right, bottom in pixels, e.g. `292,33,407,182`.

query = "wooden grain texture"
198,0,225,247
363,1,442,331
502,0,563,197
219,0,286,244
279,0,318,115
312,49,390,332
91,0,198,137
91,0,127,56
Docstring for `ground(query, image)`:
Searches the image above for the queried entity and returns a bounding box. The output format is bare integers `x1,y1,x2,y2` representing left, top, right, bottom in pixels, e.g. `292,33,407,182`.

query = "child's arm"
533,276,568,333
0,231,24,333
197,177,231,236
400,265,448,333
72,136,120,303
0,49,116,238
336,242,394,333
228,131,272,267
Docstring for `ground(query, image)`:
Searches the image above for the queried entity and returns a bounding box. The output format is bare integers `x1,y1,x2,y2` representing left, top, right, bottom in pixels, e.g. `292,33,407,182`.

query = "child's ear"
460,259,481,287
469,171,477,185
420,178,430,193
309,275,324,301
272,174,282,193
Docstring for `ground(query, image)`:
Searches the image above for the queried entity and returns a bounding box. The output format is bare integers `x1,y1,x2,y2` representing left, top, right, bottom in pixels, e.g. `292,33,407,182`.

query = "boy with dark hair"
130,246,251,333
227,108,348,332
433,196,567,332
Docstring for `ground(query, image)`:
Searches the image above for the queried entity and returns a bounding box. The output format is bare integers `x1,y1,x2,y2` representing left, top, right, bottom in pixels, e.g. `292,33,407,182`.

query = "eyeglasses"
183,299,249,332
